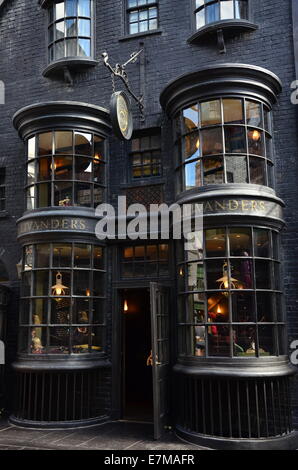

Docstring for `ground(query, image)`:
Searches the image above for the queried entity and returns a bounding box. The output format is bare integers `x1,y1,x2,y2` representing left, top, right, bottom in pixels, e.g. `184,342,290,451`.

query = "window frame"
192,0,250,32
129,131,162,181
47,0,95,64
174,95,274,194
177,225,286,359
126,0,159,36
19,242,106,356
25,129,106,211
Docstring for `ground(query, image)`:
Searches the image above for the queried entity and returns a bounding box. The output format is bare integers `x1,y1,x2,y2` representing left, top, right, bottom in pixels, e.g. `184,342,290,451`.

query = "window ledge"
119,29,162,42
188,19,258,44
42,57,99,79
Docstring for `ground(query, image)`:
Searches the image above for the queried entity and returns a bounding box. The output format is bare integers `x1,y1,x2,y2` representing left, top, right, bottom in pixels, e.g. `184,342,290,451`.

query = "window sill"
188,19,258,44
42,57,99,79
119,29,162,42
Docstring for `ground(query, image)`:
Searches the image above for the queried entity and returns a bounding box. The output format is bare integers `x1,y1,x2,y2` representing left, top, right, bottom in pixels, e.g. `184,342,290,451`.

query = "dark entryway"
121,288,153,422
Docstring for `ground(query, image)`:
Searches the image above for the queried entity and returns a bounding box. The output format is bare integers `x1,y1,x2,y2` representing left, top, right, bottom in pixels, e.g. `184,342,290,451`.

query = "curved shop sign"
202,198,283,218
17,216,97,238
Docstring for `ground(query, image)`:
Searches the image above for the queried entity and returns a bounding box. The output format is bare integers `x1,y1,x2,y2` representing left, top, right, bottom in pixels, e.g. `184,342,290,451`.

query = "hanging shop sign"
110,91,133,141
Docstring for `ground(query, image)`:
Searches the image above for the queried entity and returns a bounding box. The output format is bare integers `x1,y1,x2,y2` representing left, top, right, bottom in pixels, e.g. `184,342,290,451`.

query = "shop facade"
0,0,298,450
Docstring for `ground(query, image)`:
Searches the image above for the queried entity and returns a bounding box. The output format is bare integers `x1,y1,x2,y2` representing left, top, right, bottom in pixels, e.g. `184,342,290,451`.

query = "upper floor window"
121,244,169,279
26,130,106,210
195,0,248,29
48,0,93,62
174,97,273,193
0,168,6,211
130,132,162,179
127,0,158,35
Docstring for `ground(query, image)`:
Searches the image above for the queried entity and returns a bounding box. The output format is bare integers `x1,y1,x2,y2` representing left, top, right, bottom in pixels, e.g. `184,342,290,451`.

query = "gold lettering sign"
18,218,89,235
202,199,281,218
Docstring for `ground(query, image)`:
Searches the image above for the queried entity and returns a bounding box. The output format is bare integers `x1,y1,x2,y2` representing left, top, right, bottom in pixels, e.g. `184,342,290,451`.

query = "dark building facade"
0,0,298,450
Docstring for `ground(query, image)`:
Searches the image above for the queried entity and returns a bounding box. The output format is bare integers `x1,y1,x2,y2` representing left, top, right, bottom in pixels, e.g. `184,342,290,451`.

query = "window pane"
129,22,138,34
37,183,51,207
55,2,65,20
55,131,73,154
73,270,90,295
246,100,262,127
226,156,248,183
38,132,52,156
78,18,90,36
54,181,73,206
235,0,248,19
254,228,270,258
93,271,104,296
74,182,92,206
220,0,234,19
195,326,206,357
208,325,230,357
33,271,49,296
264,107,271,133
31,327,47,354
51,270,71,296
183,106,199,133
184,160,202,189
94,186,104,207
196,9,205,29
55,40,65,59
22,272,32,297
255,260,271,289
37,157,51,181
229,228,252,256
49,326,69,353
94,246,104,269
28,136,36,159
78,0,91,17
258,325,276,356
72,298,90,324
187,262,205,291
32,299,48,325
66,0,78,17
202,128,223,155
54,156,73,180
184,132,200,160
75,157,92,181
206,228,226,257
206,259,228,290
66,18,77,36
225,127,246,153
66,38,77,56
35,244,50,268
55,20,65,40
53,244,72,267
27,186,36,210
205,2,220,23
231,259,253,289
203,157,224,184
223,99,244,124
93,298,104,324
257,292,274,322
74,244,91,268
201,100,221,127
248,129,264,156
27,163,36,187
232,292,255,322
78,38,91,56
249,157,266,185
233,326,256,357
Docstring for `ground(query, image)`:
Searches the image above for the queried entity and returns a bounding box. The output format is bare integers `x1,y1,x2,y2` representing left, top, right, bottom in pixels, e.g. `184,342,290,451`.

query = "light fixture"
216,261,239,291
196,138,200,150
124,300,128,312
252,130,261,141
86,288,91,297
51,272,68,296
179,267,184,276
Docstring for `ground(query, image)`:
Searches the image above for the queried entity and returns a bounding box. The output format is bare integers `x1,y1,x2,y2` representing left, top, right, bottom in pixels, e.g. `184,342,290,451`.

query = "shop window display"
19,243,105,355
177,226,284,358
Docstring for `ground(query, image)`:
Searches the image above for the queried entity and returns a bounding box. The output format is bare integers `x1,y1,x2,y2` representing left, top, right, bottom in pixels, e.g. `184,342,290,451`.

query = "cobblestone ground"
0,420,206,451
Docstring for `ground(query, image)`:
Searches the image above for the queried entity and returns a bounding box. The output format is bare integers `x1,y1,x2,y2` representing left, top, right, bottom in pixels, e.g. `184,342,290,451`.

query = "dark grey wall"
0,0,298,424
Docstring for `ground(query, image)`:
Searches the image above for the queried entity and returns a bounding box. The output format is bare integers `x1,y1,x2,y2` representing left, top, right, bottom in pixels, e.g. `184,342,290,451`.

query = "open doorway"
121,288,153,422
